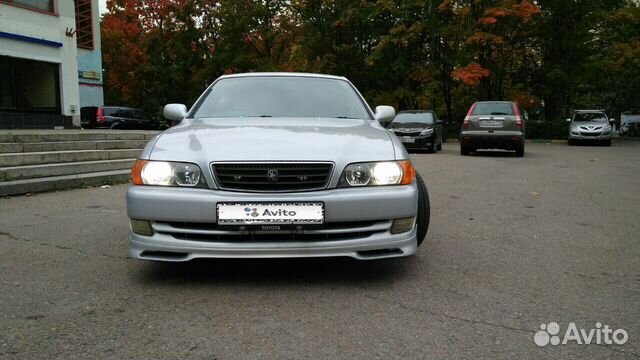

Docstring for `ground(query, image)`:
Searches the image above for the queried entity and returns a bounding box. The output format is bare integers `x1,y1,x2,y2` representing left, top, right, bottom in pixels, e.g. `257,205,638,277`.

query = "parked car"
460,101,525,157
389,110,444,152
619,113,640,137
127,72,430,262
81,106,168,130
567,110,614,146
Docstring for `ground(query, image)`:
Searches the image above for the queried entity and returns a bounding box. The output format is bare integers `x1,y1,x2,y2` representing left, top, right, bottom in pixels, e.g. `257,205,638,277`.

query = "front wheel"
604,139,612,146
515,144,525,157
437,135,443,151
460,145,470,155
415,172,430,247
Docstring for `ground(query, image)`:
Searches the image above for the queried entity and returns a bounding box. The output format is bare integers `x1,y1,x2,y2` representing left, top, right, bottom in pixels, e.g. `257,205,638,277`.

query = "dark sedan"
81,106,169,130
389,110,444,153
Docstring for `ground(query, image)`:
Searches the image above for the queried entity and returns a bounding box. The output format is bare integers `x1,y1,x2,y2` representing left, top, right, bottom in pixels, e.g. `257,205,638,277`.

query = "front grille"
394,131,421,137
153,220,391,242
580,132,601,137
212,162,333,192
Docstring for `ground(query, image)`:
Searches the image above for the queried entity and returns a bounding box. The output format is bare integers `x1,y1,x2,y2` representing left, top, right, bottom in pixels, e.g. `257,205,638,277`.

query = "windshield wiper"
335,116,359,119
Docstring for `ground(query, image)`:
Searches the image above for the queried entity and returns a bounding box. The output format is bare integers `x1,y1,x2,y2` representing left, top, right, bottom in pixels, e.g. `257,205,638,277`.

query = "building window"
75,0,93,49
0,0,54,13
0,56,60,113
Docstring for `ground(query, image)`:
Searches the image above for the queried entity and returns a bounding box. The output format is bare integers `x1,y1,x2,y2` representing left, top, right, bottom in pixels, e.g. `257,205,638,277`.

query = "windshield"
192,76,371,119
573,112,608,122
391,113,434,127
472,103,515,116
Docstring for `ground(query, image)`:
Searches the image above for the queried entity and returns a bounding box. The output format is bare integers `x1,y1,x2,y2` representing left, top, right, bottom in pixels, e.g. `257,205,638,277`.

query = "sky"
99,0,107,15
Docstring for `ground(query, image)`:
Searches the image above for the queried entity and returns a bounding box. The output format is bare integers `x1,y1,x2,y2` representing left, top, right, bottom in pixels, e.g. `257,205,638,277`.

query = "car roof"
575,109,606,112
218,72,346,80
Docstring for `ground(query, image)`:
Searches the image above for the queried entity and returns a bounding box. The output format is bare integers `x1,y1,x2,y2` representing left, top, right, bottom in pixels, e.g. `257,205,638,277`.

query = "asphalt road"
1,141,639,360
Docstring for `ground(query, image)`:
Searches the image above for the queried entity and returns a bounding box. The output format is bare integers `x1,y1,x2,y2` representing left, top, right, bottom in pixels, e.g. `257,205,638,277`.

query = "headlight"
131,160,206,187
339,160,415,187
141,161,173,185
420,128,434,136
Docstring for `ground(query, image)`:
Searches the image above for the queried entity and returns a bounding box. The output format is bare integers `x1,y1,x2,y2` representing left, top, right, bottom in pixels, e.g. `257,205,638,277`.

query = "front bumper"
460,131,524,150
398,134,436,149
568,132,611,140
127,184,419,261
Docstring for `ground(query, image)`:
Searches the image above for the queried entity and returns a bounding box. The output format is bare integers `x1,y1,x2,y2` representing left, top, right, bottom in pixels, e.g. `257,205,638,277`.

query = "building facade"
0,0,103,129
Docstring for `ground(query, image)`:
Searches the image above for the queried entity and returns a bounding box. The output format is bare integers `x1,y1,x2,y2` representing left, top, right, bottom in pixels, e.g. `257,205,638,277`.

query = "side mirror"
565,118,571,123
374,105,396,125
163,103,188,122
610,118,616,124
436,119,443,125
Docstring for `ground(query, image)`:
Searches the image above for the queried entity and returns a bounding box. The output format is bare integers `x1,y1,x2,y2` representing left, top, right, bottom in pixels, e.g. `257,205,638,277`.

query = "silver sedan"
127,73,430,261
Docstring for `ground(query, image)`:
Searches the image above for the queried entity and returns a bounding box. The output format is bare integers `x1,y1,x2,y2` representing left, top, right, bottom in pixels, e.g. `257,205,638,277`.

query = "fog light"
130,219,153,236
391,217,415,234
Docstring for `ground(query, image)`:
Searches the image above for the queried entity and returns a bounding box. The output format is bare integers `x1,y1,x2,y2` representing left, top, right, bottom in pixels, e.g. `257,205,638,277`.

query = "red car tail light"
513,103,523,129
463,103,477,129
96,107,105,123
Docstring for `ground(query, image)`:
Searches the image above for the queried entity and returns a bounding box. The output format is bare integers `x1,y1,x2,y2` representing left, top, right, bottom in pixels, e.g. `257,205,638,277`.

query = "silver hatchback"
126,73,430,262
567,110,614,146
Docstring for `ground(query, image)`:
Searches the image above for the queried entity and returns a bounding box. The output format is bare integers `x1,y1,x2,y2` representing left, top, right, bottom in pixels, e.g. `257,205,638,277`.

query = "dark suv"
389,110,444,152
460,101,525,157
81,106,167,130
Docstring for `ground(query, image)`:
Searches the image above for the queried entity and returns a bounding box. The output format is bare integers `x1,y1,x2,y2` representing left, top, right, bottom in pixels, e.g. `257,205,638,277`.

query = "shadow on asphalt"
132,256,417,286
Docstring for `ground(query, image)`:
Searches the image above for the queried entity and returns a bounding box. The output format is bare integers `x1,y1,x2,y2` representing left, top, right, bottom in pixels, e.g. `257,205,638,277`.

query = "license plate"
217,203,324,225
400,136,415,143
480,120,503,128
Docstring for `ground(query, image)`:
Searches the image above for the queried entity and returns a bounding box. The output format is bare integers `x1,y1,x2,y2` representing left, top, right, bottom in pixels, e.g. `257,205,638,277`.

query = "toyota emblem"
267,169,278,182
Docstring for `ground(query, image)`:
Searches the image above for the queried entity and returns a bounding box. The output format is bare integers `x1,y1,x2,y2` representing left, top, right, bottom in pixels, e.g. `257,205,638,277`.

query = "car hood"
148,118,397,163
390,124,433,131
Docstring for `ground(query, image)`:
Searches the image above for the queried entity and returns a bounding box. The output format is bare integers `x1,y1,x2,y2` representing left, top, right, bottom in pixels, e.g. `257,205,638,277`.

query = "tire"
568,139,575,146
415,172,430,247
604,139,611,146
460,145,470,155
515,144,525,157
437,135,443,151
109,122,123,130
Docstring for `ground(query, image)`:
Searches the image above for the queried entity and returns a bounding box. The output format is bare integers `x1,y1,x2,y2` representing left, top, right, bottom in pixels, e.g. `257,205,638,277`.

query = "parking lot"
1,141,639,359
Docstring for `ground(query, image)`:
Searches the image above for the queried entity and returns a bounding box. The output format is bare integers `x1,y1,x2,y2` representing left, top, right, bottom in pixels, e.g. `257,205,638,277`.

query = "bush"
443,123,461,139
526,120,569,139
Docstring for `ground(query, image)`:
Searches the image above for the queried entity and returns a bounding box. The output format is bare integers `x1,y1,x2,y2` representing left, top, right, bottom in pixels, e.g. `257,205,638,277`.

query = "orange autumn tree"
101,0,219,115
102,0,299,115
453,0,541,101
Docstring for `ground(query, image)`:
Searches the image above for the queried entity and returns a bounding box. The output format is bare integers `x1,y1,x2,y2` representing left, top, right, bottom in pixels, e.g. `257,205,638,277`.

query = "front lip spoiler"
129,227,418,261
